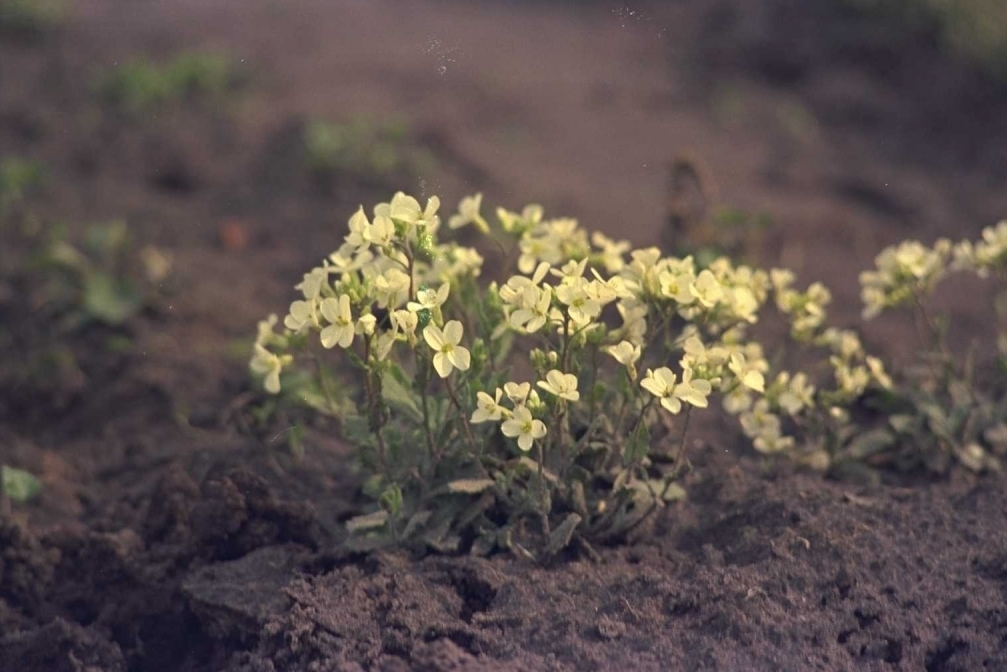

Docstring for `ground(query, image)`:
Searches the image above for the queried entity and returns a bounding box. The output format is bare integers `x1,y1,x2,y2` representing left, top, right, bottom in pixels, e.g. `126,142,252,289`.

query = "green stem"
445,375,486,475
535,439,551,539
666,405,693,484
418,354,438,465
361,340,390,482
313,353,337,416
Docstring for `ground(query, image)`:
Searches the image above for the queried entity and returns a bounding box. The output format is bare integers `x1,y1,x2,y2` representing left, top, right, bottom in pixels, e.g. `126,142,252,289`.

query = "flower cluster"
471,381,547,451
860,239,951,319
771,269,831,341
253,191,483,394
952,220,1007,278
250,189,960,554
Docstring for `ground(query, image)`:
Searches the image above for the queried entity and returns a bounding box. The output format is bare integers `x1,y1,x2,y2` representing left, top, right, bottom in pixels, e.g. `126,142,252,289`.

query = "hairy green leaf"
2,465,41,503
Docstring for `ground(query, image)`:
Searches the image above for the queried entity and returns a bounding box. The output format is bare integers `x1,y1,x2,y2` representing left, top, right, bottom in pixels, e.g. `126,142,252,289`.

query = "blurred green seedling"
1,465,41,504
37,220,169,330
842,0,1007,81
693,206,773,268
0,0,65,38
97,51,242,114
303,115,436,184
0,156,47,216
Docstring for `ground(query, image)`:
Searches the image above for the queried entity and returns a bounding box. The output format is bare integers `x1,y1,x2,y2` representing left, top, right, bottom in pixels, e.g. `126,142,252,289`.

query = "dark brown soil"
2,1,1007,670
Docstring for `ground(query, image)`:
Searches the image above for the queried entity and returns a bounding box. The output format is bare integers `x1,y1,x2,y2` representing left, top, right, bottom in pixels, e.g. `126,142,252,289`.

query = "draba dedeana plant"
840,224,1007,475
249,191,897,558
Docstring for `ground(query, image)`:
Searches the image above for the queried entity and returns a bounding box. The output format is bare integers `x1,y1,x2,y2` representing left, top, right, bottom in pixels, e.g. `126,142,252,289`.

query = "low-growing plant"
842,228,1007,474
0,0,65,38
0,156,47,216
302,116,436,185
97,51,240,114
249,191,897,558
1,464,41,505
1,217,171,419
36,220,171,329
842,0,1007,81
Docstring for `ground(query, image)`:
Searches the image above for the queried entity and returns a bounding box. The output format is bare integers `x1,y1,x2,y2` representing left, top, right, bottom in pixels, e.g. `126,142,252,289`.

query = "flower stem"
445,375,486,475
535,439,551,539
667,405,693,484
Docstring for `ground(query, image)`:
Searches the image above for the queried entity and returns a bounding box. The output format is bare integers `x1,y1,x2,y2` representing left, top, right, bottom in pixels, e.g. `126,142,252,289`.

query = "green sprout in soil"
38,220,170,328
842,0,1007,81
0,156,47,216
0,0,65,38
96,51,241,114
302,115,437,186
1,465,41,505
1,216,171,416
249,191,898,559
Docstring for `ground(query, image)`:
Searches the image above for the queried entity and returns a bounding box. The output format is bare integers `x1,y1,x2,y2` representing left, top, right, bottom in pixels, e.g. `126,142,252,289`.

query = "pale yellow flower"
504,381,531,405
496,204,543,234
423,320,471,378
449,193,489,232
501,406,546,451
471,388,507,424
775,372,815,416
256,314,279,347
866,356,892,389
319,294,355,349
509,285,552,333
690,269,724,308
681,336,728,369
391,309,418,337
591,232,630,272
722,385,753,415
328,247,374,275
295,267,328,300
374,268,411,309
368,214,396,248
356,314,377,336
407,283,450,313
641,367,681,414
389,192,440,229
659,270,696,304
605,340,641,369
537,370,580,401
285,298,319,333
674,367,712,408
729,352,765,392
616,302,648,345
250,344,286,394
556,278,602,327
344,206,371,251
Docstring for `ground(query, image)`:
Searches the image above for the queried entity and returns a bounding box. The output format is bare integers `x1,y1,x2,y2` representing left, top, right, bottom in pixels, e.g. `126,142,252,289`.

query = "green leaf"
83,273,143,325
545,512,581,556
843,428,895,460
888,413,918,435
446,478,496,494
378,483,403,517
401,510,432,538
514,456,559,483
623,420,650,467
2,465,41,503
381,367,423,422
493,330,515,368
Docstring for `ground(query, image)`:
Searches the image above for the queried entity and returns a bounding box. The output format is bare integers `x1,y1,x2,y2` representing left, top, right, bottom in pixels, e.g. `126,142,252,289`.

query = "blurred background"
3,0,1007,417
